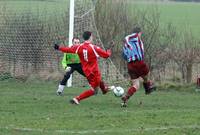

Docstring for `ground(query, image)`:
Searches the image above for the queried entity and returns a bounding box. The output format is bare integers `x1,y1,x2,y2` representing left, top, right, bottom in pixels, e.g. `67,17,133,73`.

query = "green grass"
130,1,200,39
0,0,68,23
158,2,200,38
0,0,68,13
1,0,200,39
0,80,200,135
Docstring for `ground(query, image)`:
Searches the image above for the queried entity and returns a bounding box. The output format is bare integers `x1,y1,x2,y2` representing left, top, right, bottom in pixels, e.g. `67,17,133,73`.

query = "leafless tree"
168,27,200,83
94,0,165,79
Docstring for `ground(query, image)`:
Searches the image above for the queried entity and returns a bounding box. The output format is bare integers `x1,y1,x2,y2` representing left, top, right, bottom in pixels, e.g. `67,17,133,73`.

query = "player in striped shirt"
121,27,156,107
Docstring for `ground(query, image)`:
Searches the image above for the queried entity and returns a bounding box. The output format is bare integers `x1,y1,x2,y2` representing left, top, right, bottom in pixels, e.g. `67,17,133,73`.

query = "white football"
113,86,124,97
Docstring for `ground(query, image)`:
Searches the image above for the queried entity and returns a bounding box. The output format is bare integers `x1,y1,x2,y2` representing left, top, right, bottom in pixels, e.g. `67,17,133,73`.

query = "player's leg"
99,80,108,94
121,61,139,107
142,75,156,94
57,66,74,95
70,88,96,105
121,79,139,107
70,73,99,105
140,62,156,94
99,80,115,94
74,63,86,77
60,67,74,85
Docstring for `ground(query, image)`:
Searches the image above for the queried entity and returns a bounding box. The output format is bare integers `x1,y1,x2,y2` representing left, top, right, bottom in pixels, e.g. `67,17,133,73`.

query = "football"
113,86,124,97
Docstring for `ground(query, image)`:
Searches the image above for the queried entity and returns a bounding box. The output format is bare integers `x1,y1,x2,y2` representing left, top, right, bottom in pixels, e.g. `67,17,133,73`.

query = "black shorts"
67,63,85,76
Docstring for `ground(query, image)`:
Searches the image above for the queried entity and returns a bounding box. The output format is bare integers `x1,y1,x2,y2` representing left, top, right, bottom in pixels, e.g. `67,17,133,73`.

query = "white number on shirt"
83,49,88,61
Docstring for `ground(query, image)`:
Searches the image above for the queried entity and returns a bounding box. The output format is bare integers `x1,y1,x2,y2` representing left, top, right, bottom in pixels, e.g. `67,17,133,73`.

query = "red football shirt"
59,41,111,77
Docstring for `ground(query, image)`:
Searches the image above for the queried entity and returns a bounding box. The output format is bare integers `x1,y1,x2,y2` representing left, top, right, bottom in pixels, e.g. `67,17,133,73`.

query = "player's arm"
54,44,77,53
94,46,111,58
59,46,74,53
93,41,115,58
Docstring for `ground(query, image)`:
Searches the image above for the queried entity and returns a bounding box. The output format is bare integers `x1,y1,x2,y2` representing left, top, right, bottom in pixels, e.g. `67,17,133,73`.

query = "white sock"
109,86,115,91
57,84,65,92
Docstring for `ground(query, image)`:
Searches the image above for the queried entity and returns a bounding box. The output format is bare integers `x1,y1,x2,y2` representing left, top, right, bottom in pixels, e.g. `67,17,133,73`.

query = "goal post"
67,0,75,87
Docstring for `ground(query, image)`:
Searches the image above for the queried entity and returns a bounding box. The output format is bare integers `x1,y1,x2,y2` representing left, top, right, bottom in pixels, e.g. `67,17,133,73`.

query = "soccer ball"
113,86,124,97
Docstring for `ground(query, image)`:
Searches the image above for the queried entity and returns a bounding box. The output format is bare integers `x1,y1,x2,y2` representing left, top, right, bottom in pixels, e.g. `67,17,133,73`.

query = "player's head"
133,27,141,33
83,31,92,41
72,37,80,45
133,27,142,37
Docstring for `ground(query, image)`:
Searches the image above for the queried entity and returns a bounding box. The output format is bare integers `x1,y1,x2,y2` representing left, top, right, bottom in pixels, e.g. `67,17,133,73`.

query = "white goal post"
67,0,75,87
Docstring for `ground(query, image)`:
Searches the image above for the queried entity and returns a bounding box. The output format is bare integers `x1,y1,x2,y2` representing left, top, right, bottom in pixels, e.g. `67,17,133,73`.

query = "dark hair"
133,27,141,33
72,37,79,42
83,31,92,40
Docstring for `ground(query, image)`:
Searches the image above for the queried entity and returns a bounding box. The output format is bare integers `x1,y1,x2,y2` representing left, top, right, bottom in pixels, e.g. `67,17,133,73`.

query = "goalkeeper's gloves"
54,44,60,50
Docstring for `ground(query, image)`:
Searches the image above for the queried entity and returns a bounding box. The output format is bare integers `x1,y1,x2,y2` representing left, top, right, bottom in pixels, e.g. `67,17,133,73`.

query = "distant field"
0,80,200,135
0,0,68,13
131,1,200,38
0,0,199,38
0,0,68,22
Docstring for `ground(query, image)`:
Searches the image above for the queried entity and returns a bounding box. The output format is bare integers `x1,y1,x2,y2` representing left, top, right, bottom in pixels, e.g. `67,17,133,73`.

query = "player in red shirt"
54,31,111,104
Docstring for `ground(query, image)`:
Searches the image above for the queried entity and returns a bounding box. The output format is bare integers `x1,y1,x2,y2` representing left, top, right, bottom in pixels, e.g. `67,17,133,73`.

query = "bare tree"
94,0,164,78
168,28,200,83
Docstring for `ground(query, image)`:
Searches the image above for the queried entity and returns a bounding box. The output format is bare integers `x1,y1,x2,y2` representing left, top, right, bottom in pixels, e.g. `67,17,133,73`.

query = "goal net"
71,0,126,87
0,0,126,87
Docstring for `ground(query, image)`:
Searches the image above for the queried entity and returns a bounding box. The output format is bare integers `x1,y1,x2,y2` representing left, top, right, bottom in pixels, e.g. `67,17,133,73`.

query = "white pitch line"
1,125,200,134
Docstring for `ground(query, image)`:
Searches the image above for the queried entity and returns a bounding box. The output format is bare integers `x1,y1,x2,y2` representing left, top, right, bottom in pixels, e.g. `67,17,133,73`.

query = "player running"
54,31,112,104
121,27,156,107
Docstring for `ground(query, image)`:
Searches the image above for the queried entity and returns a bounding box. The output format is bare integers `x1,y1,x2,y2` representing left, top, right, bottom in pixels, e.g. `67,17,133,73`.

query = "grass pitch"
0,80,200,135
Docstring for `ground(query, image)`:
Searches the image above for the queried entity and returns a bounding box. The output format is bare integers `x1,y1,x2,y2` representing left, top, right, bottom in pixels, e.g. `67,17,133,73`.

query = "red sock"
99,81,108,94
126,87,136,98
76,89,95,101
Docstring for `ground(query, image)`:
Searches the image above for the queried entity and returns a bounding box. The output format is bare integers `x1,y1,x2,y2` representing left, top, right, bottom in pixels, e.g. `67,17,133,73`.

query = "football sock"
58,84,65,92
99,81,108,94
126,87,136,98
143,81,151,90
76,89,95,101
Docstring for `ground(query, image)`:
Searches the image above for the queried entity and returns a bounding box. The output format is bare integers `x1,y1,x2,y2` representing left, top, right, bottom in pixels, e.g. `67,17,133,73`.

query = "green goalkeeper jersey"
62,53,80,69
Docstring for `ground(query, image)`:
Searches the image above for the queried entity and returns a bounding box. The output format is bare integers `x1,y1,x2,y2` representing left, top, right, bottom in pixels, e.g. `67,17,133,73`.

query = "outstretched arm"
54,44,78,53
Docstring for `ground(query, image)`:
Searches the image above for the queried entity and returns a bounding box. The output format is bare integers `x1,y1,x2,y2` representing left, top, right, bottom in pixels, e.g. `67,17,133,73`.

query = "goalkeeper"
56,37,85,95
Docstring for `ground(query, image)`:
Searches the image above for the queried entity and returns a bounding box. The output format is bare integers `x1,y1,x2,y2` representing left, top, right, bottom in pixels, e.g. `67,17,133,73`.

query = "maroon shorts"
127,60,149,79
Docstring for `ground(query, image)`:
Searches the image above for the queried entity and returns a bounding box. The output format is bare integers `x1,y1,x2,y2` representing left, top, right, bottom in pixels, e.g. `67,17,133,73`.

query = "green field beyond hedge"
1,1,199,38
